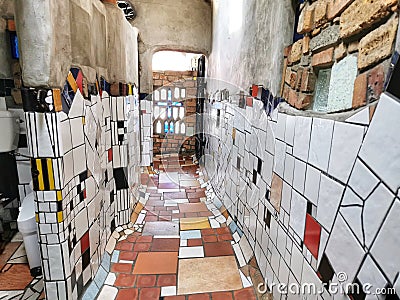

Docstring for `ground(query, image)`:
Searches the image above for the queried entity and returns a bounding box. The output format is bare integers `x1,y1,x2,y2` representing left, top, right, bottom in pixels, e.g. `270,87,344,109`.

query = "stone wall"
202,92,400,299
129,0,212,94
282,0,399,111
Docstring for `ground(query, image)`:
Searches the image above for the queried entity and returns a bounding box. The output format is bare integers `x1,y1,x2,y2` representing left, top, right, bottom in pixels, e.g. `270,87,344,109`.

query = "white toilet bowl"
17,192,42,275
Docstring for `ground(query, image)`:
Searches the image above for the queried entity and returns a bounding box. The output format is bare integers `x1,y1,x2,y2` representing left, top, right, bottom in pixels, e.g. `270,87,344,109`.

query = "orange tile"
133,252,178,274
116,288,138,300
178,203,209,213
0,264,33,290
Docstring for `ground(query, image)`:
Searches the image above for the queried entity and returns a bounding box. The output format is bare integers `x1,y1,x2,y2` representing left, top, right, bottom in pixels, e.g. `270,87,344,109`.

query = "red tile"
134,243,151,252
115,274,136,287
137,236,153,243
204,241,234,257
151,238,180,252
216,227,230,235
136,275,157,287
187,239,203,247
80,231,90,254
201,229,215,236
115,241,134,251
217,233,233,242
138,287,160,299
119,251,138,261
127,235,138,243
234,288,256,300
164,296,185,300
212,291,233,300
145,215,159,222
202,235,218,243
156,274,176,287
158,183,179,189
116,288,139,300
304,214,321,259
111,263,133,274
188,294,210,300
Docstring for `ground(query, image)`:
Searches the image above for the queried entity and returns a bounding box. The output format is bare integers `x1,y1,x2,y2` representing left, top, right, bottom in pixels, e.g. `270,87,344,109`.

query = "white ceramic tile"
308,118,334,172
349,159,379,199
70,117,85,147
285,115,296,146
274,140,286,178
289,190,307,240
161,286,177,297
293,159,306,194
345,107,370,125
293,116,312,161
73,145,86,176
69,90,85,118
239,236,253,263
363,184,395,248
371,200,400,282
326,214,365,285
304,165,321,206
97,285,118,300
281,181,292,213
359,94,400,192
341,188,363,206
339,206,363,244
276,113,287,141
316,174,344,231
180,230,201,239
178,246,204,258
104,273,116,285
284,154,295,185
358,255,387,293
328,122,365,183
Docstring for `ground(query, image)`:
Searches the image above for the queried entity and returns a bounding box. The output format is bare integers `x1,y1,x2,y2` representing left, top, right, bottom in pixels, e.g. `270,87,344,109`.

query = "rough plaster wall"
130,0,212,93
14,0,139,88
0,0,14,79
208,0,295,96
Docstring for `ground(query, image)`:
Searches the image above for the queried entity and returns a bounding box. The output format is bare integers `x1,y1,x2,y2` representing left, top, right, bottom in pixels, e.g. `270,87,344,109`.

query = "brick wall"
152,70,197,155
282,0,399,110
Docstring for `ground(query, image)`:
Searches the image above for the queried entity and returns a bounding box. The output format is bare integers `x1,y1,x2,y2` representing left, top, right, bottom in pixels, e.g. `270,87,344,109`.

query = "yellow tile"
57,190,63,201
134,202,144,214
46,159,55,190
180,217,211,231
67,72,78,93
36,159,44,190
53,89,62,112
57,211,63,223
82,117,85,125
130,212,138,224
35,213,39,223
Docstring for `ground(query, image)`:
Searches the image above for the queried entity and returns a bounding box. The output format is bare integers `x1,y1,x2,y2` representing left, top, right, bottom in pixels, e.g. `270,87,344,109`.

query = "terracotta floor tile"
164,192,187,199
115,241,134,251
0,242,21,270
116,288,139,300
216,227,230,235
217,233,233,241
115,274,137,287
145,216,159,222
0,264,33,290
157,274,176,287
138,287,160,300
164,296,185,300
159,183,179,189
177,256,242,295
188,294,210,300
178,203,209,213
119,251,138,261
151,238,180,252
212,291,234,300
133,252,178,274
127,235,138,243
180,180,200,187
180,217,211,231
142,221,179,236
198,211,213,217
204,241,234,257
233,287,257,300
201,229,216,236
133,243,151,252
202,235,218,243
111,263,133,274
137,236,153,243
136,275,157,287
188,198,201,203
187,239,203,247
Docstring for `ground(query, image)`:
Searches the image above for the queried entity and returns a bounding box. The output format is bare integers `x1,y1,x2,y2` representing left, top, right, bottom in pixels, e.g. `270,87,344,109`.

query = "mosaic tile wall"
22,68,141,299
202,92,400,299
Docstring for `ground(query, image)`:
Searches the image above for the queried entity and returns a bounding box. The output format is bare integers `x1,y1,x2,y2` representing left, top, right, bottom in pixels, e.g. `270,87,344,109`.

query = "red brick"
188,294,210,300
111,263,133,274
368,64,385,100
218,233,233,241
157,274,177,287
212,291,234,300
164,296,185,300
136,275,157,287
352,73,367,108
115,241,134,251
234,287,257,300
297,93,313,109
311,48,334,68
201,228,216,236
119,251,138,261
300,69,316,92
187,239,203,247
110,83,120,96
115,274,136,287
288,89,298,107
139,287,160,300
116,288,138,300
133,243,151,252
327,0,353,19
216,227,230,235
289,71,297,89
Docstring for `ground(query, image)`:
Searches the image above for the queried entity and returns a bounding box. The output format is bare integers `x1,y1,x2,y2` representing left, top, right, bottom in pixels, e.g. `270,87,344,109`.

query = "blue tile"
180,230,201,239
94,266,108,287
111,250,120,263
101,252,111,271
81,281,100,300
229,221,238,233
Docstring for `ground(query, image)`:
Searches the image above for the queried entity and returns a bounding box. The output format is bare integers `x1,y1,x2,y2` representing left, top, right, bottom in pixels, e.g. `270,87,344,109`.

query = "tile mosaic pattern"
89,157,261,299
21,68,141,299
203,92,400,298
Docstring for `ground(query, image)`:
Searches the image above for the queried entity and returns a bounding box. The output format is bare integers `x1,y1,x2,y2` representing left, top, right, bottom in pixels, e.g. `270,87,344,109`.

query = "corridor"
97,154,260,299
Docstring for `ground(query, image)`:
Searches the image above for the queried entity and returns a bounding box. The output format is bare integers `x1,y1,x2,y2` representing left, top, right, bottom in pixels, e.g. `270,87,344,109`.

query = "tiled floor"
0,234,44,299
98,154,263,299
